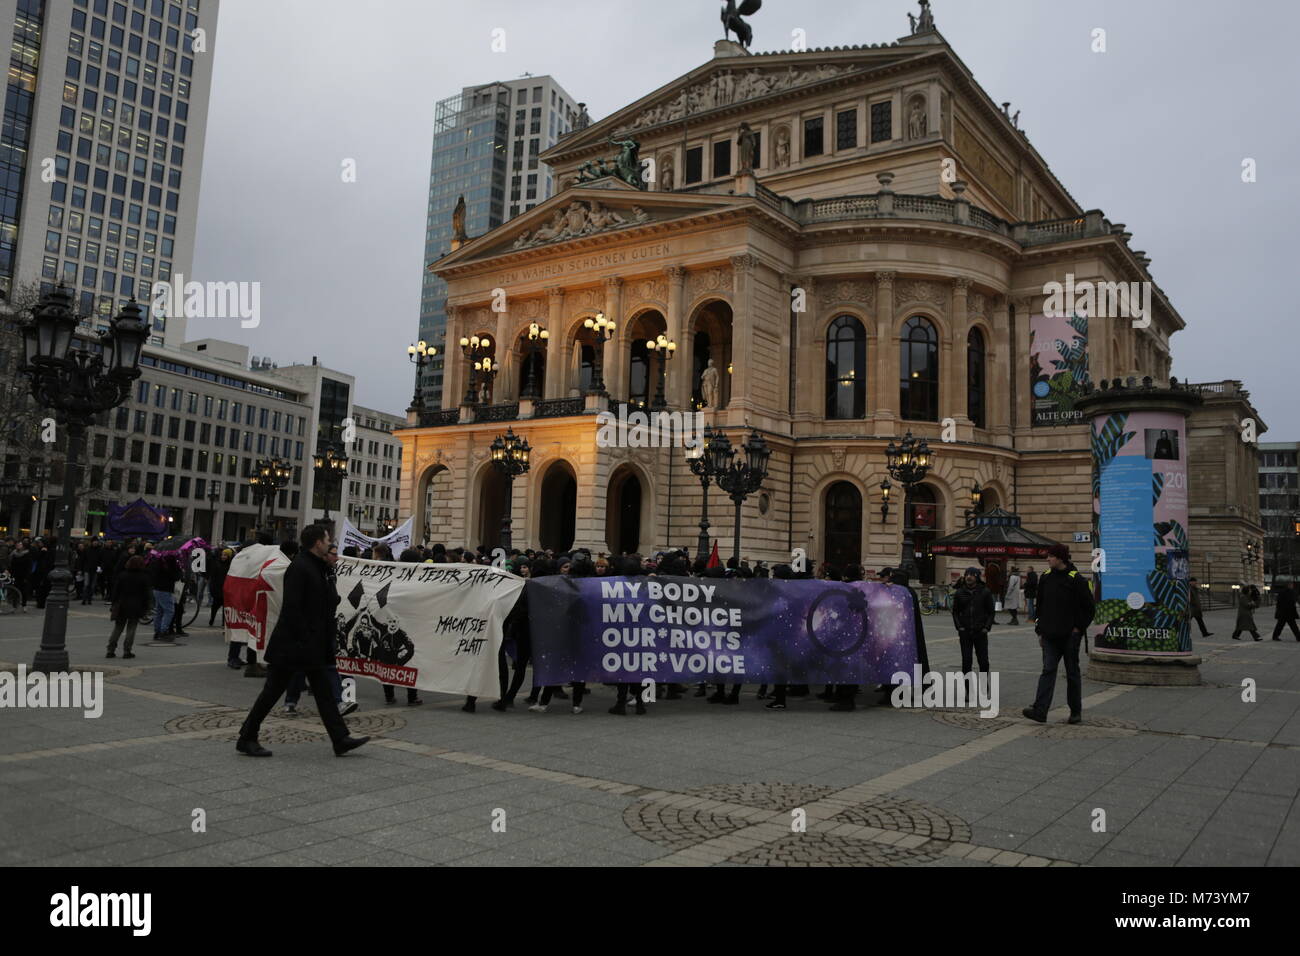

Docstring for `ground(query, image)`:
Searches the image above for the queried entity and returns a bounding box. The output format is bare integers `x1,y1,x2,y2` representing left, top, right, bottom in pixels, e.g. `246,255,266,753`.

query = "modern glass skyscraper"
417,75,583,409
1,0,220,346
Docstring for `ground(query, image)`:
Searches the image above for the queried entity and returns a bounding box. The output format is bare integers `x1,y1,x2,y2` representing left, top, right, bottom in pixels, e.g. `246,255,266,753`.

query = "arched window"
823,481,862,567
967,326,986,429
900,316,939,422
825,315,866,419
578,341,595,393
629,339,651,406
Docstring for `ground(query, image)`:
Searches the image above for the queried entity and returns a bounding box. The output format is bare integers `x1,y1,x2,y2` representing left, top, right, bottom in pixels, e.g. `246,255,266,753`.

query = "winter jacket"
111,568,151,621
264,550,341,669
1024,571,1038,597
1235,590,1258,632
1275,587,1297,622
952,582,996,634
1004,573,1022,611
148,557,181,592
1034,565,1095,638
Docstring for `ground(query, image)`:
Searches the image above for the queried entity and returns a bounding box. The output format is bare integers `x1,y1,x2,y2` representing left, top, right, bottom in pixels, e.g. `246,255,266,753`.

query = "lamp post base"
31,567,73,673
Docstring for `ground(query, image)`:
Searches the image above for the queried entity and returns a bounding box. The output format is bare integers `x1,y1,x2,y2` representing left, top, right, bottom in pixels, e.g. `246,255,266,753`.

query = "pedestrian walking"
1004,566,1022,625
1232,583,1261,641
1023,544,1095,725
106,556,150,659
1024,566,1038,622
236,525,369,758
952,566,994,679
148,552,181,641
1187,577,1213,637
1272,582,1300,641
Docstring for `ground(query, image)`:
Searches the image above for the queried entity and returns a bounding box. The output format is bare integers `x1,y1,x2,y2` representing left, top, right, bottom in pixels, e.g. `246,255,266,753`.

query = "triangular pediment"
432,187,748,273
543,44,929,163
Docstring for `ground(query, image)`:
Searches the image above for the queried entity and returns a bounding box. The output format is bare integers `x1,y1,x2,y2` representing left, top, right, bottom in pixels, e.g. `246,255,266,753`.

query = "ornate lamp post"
459,334,495,405
711,429,771,567
964,481,984,527
686,425,724,562
646,333,677,409
885,431,934,578
879,478,893,523
521,322,549,399
489,428,530,551
16,285,146,671
583,312,616,395
250,457,291,535
407,340,438,412
207,483,221,541
312,444,349,528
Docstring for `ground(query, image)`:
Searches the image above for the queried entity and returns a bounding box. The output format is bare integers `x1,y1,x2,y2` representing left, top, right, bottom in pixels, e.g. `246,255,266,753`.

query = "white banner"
339,517,413,555
332,558,525,698
221,544,289,651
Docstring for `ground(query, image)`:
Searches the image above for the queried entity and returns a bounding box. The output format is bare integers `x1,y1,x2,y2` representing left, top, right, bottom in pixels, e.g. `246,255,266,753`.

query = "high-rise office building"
1,0,220,347
1258,441,1299,583
416,75,582,409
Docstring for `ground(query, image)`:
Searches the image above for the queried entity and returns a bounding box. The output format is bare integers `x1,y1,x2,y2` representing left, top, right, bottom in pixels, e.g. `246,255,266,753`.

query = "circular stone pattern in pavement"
929,709,1141,738
165,706,405,743
624,783,962,866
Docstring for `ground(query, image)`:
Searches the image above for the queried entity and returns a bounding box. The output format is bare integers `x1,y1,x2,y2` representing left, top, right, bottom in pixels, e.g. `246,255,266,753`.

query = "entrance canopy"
929,508,1060,559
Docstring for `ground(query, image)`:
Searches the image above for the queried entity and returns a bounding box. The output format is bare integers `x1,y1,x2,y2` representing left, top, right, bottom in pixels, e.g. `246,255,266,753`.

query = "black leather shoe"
1022,707,1046,723
490,699,509,711
461,700,476,713
333,735,370,756
1067,713,1082,725
608,702,627,715
236,738,272,757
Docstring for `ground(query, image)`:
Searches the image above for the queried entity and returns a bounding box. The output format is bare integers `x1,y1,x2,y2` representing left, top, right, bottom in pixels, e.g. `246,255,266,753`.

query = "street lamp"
879,478,893,522
521,322,549,399
711,429,771,567
489,428,530,551
312,444,349,528
249,457,291,535
582,312,616,396
646,333,677,409
686,425,723,562
207,483,221,541
885,431,934,579
407,340,438,412
459,334,495,405
964,482,984,527
17,285,146,671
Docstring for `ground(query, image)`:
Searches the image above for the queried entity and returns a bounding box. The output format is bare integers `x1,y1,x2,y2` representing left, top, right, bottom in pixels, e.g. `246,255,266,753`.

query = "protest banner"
331,558,525,697
527,576,916,685
221,544,289,652
339,517,413,556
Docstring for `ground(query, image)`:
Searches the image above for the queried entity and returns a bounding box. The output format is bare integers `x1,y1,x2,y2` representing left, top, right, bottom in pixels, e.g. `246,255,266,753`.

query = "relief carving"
687,266,732,298
631,65,854,130
512,200,649,250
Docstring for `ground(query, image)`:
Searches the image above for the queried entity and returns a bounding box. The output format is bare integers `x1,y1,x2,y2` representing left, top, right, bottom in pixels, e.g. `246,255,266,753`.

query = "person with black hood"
105,555,150,658
1272,581,1300,641
1023,543,1095,724
951,566,995,679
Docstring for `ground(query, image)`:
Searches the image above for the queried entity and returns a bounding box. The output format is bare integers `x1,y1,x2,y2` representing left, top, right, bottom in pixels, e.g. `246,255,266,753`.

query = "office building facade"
344,404,404,537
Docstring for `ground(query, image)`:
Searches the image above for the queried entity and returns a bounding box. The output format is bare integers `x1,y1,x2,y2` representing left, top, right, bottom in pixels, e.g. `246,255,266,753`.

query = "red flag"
707,541,720,569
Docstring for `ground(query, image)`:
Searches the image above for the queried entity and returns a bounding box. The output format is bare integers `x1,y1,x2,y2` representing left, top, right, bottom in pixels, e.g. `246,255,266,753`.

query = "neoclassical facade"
397,21,1203,584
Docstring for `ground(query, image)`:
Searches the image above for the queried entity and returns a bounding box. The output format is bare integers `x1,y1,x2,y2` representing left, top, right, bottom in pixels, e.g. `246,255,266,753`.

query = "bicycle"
919,584,951,616
138,580,201,629
0,571,21,615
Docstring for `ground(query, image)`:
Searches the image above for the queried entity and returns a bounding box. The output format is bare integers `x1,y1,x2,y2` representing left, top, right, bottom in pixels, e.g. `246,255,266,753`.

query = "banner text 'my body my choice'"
599,579,745,677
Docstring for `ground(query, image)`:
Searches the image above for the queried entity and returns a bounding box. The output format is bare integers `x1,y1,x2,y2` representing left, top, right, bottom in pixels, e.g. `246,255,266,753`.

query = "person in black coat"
951,566,995,678
106,556,151,658
1272,582,1300,641
1024,544,1095,724
236,525,369,757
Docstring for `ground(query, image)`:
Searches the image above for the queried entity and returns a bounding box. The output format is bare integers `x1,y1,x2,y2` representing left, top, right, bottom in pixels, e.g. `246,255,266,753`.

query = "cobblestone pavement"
1,603,1297,866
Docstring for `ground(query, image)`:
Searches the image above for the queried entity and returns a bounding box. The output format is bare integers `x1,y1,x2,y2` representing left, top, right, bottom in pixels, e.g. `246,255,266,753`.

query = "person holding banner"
237,525,370,758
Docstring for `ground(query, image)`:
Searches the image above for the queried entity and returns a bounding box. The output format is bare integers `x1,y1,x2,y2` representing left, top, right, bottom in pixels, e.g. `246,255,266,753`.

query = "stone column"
950,278,971,426
602,276,623,398
729,254,757,415
544,287,565,400
873,272,897,430
494,307,513,403
792,274,819,421
991,294,1012,438
443,305,462,409
665,266,687,408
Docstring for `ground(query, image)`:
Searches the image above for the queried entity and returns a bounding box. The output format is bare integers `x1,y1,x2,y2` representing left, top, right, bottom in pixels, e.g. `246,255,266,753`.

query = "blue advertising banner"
526,576,917,685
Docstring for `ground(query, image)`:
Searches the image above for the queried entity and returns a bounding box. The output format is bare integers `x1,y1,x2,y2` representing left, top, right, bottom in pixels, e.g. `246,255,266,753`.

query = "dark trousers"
1192,611,1211,636
285,666,343,706
465,649,511,706
81,568,98,604
504,634,532,701
1272,619,1300,640
227,640,245,665
240,664,349,746
958,628,990,674
540,682,585,706
1032,631,1083,716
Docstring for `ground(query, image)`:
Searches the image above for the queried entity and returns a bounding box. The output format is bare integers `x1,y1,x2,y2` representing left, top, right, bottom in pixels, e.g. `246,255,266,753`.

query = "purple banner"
527,576,916,684
105,498,170,539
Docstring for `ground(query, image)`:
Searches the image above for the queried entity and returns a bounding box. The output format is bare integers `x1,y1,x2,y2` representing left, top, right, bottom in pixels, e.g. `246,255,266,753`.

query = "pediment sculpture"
511,200,650,250
631,63,854,130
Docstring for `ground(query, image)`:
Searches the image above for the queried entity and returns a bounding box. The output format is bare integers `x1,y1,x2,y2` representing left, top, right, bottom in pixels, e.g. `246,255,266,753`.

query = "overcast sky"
189,0,1300,438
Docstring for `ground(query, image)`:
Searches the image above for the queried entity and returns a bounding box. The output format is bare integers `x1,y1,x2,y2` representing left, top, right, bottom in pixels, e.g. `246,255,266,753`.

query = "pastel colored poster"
1029,312,1090,426
1090,411,1191,654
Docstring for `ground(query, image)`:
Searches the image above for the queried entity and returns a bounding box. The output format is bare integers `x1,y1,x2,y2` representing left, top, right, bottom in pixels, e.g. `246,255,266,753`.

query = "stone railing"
476,402,520,423
415,408,460,427
534,397,585,418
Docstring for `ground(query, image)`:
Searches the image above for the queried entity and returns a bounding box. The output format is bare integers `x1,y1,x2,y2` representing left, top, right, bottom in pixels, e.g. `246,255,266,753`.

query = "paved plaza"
1,602,1298,867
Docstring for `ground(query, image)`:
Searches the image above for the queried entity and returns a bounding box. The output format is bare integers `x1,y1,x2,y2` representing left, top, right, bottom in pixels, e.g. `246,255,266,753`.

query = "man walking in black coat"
236,525,369,757
1023,544,1095,724
952,566,995,678
1272,582,1300,641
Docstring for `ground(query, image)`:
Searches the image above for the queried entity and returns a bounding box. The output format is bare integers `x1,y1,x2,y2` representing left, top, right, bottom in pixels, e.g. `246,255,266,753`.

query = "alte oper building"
396,12,1264,586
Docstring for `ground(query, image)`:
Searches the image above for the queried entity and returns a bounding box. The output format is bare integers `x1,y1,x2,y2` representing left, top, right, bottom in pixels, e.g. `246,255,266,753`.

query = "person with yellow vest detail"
1023,544,1095,725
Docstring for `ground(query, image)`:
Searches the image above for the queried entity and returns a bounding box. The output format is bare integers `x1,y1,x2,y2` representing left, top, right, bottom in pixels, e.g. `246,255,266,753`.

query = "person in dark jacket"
236,525,368,757
1188,577,1212,637
1232,583,1261,641
208,547,231,627
1023,567,1039,622
1024,544,1095,724
106,556,151,658
1272,582,1300,641
148,553,181,641
951,566,995,678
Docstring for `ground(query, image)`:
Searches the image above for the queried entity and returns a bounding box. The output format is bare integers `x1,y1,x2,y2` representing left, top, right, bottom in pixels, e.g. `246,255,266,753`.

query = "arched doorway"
606,465,644,555
624,310,667,406
905,484,940,585
823,481,862,568
690,299,733,409
417,464,454,546
477,466,509,551
516,329,547,399
538,461,577,552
